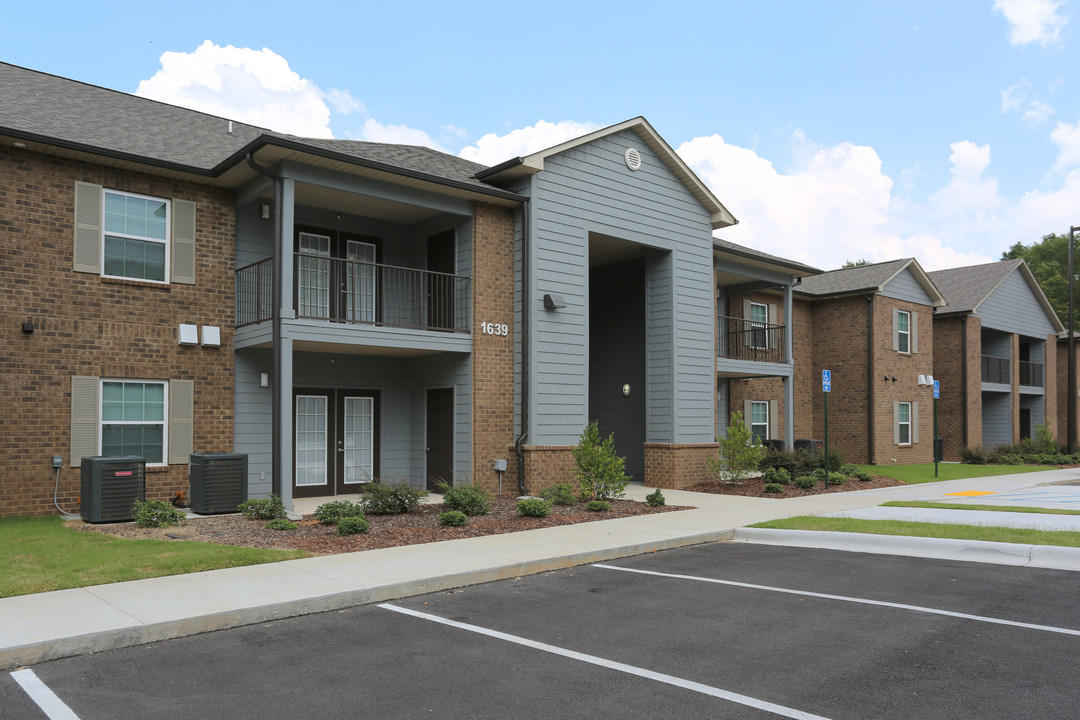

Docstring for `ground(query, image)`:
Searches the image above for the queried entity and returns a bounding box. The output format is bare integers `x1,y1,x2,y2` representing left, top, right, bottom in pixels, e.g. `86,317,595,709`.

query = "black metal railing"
235,255,471,332
981,355,1010,384
717,315,786,363
1019,360,1044,387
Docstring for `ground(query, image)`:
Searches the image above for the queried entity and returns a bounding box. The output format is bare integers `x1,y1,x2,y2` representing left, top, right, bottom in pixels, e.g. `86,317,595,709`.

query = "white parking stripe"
594,564,1080,637
10,669,81,720
380,603,833,720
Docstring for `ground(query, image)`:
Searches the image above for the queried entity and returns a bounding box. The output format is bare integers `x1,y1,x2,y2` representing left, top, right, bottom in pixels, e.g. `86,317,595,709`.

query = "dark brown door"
1020,408,1032,441
427,230,455,330
293,389,379,498
426,388,454,491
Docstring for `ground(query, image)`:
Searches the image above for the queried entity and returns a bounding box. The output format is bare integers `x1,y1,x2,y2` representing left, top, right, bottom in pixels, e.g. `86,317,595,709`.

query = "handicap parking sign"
822,369,831,393
933,379,940,399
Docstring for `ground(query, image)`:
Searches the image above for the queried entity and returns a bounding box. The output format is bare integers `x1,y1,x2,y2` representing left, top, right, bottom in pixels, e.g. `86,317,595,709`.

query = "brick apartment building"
0,62,752,516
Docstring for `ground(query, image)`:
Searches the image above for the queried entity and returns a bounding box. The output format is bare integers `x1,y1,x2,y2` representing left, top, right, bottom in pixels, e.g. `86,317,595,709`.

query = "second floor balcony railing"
717,315,786,364
236,255,471,332
1020,360,1044,387
982,355,1010,384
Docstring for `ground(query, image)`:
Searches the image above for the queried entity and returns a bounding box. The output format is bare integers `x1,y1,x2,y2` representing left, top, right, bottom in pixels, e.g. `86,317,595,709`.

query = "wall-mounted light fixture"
543,293,567,310
622,383,631,398
21,321,34,334
259,372,270,388
261,202,271,220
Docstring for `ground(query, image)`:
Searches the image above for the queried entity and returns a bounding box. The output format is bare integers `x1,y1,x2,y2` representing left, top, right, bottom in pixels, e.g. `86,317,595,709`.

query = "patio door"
294,389,380,498
427,230,455,330
295,225,381,322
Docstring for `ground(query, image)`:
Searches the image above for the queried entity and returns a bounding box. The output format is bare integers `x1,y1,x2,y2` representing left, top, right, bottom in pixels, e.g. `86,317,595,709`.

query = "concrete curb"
0,527,733,671
733,528,1080,571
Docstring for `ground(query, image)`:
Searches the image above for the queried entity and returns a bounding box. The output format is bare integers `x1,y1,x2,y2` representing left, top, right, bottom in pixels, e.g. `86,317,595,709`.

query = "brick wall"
521,446,576,495
1057,340,1077,447
808,295,871,463
932,315,983,459
470,202,518,495
643,443,718,489
1044,333,1058,443
0,147,235,517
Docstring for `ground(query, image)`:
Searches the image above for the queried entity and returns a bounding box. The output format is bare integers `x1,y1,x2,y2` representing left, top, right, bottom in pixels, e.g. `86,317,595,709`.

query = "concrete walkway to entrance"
3,467,1080,671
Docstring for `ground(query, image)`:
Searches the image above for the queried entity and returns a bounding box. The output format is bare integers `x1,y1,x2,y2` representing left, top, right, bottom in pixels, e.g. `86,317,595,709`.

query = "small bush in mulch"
645,488,665,507
439,511,468,527
238,495,287,521
586,500,610,512
132,499,185,529
763,483,784,494
336,516,371,536
360,480,426,515
682,472,904,499
313,501,364,526
439,482,492,516
266,518,298,532
517,498,554,518
540,483,580,506
793,476,817,489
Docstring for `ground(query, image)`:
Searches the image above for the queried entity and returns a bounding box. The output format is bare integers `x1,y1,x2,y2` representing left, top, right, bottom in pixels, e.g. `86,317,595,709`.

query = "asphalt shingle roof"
712,238,821,276
925,259,1024,314
0,62,494,188
795,258,914,297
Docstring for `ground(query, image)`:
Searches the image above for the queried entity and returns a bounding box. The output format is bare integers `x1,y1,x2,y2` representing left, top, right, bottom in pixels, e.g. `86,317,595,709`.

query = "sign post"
933,379,940,478
822,370,831,489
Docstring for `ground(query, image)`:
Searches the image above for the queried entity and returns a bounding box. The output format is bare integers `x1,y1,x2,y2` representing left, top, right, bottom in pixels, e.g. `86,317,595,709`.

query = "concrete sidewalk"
3,468,1080,671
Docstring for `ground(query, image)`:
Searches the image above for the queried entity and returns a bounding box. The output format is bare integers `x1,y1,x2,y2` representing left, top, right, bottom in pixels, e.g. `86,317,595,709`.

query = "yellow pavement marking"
944,491,996,497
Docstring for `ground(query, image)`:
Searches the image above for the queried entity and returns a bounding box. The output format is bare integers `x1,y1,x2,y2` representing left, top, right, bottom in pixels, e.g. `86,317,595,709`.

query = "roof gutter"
514,194,531,497
863,290,876,465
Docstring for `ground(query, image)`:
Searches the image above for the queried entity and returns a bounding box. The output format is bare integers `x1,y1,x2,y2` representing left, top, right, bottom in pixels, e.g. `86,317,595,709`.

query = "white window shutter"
743,399,752,429
169,379,194,464
768,399,778,439
70,376,100,467
892,308,900,352
73,182,101,274
893,401,901,445
768,304,777,324
911,312,919,354
171,199,197,285
912,402,920,444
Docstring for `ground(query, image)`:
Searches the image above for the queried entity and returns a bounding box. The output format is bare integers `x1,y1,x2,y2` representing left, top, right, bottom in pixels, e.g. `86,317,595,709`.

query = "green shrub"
439,482,492,516
132,499,185,528
645,488,666,507
360,480,426,515
811,467,827,480
336,515,371,536
826,472,845,486
266,518,297,531
586,500,610,512
817,449,844,472
759,449,797,475
439,510,468,527
855,471,874,482
763,483,784,494
573,421,631,500
517,498,553,517
959,446,989,465
708,411,766,484
238,495,287,520
762,467,790,485
793,475,817,489
838,463,859,477
313,500,364,525
540,483,579,506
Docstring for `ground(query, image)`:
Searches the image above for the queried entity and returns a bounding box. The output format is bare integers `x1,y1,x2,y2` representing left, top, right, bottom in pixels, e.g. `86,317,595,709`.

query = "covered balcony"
716,315,786,364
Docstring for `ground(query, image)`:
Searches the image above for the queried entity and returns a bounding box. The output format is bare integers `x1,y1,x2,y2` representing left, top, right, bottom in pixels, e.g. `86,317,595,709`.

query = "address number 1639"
481,322,509,336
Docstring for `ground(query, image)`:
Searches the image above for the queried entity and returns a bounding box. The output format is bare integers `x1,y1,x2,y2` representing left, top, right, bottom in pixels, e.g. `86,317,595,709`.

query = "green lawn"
0,516,308,599
856,462,1050,484
883,501,1080,516
751,516,1080,547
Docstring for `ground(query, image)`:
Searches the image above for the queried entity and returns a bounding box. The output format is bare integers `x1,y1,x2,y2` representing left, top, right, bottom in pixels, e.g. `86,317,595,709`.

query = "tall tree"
1001,233,1071,324
841,259,870,268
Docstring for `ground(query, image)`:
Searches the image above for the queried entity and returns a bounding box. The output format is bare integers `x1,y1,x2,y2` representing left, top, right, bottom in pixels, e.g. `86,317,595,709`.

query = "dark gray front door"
426,388,454,491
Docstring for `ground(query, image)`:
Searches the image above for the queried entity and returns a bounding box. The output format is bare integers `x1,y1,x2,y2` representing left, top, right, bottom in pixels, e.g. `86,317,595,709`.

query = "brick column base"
521,445,576,495
644,443,719,489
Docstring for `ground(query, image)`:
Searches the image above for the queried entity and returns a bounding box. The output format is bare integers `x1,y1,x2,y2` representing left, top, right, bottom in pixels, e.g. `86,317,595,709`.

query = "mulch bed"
70,497,690,556
681,474,905,498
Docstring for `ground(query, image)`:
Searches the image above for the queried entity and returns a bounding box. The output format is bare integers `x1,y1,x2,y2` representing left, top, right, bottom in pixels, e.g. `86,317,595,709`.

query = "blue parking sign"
933,380,940,399
822,369,831,393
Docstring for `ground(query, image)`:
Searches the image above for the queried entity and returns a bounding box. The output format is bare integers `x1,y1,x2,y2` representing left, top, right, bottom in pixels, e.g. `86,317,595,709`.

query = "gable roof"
927,259,1065,332
795,258,946,306
0,62,520,203
475,117,738,230
713,239,821,277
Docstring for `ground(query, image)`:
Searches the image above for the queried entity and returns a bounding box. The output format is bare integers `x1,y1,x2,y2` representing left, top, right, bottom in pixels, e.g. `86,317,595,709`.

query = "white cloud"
1000,79,1056,127
352,118,448,152
324,88,365,115
136,41,334,137
930,141,1001,214
458,120,602,166
1023,100,1056,126
1001,80,1031,112
994,0,1068,47
1051,117,1080,169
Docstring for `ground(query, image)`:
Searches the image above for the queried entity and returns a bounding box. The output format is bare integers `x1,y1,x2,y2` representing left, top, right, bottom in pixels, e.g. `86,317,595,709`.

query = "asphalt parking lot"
6,542,1080,719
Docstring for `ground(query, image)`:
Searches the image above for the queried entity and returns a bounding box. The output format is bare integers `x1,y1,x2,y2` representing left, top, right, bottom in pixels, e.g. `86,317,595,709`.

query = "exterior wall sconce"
21,321,34,334
259,372,270,388
543,293,566,310
261,202,271,219
622,383,631,397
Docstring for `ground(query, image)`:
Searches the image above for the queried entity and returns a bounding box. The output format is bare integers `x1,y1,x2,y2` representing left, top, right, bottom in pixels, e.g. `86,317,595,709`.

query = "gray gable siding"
975,270,1058,336
880,267,934,305
528,130,715,445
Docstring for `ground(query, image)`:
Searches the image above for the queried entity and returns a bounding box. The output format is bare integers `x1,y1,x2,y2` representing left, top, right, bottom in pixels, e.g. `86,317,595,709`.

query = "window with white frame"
897,401,912,445
750,401,769,443
896,310,911,354
100,380,167,464
749,301,768,349
102,190,169,282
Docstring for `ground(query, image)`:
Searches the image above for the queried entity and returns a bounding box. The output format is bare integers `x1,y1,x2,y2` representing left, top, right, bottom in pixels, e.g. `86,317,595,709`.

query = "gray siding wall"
975,270,1058,336
716,379,729,439
881,267,934,305
1020,394,1044,431
412,353,473,485
982,391,1013,448
528,130,715,445
235,349,273,497
982,330,1012,358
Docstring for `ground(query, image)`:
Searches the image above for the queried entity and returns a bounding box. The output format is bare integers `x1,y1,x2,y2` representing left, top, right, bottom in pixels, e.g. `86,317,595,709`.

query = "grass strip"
882,501,1080,516
750,516,1080,548
0,516,309,598
855,463,1049,484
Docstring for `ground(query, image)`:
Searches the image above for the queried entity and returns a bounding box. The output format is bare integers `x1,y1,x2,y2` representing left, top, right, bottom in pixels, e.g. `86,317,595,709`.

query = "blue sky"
5,0,1078,270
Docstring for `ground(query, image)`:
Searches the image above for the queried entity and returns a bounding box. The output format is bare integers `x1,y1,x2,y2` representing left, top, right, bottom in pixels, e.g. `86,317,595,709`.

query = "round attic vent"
624,147,642,171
